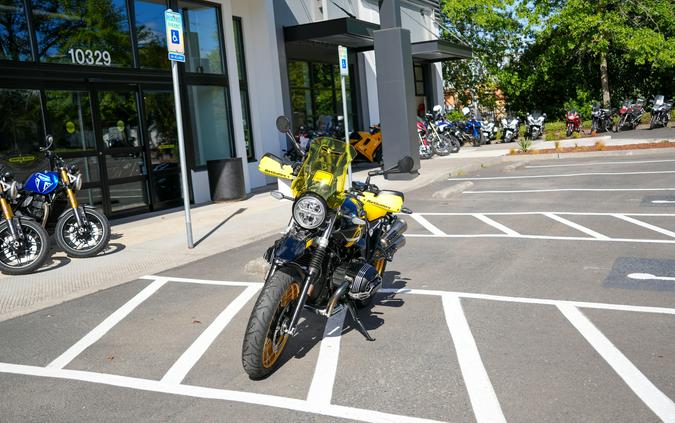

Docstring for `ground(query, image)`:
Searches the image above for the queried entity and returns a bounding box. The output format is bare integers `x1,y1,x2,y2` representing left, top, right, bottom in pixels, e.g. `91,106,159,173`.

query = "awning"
283,17,378,50
411,39,472,62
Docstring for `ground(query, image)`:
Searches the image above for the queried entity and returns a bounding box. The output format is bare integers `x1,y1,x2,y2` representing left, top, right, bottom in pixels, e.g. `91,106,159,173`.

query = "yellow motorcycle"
349,124,383,163
241,116,413,379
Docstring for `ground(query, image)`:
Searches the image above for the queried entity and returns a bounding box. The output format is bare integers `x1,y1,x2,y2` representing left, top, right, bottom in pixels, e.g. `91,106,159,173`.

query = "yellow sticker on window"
312,170,333,185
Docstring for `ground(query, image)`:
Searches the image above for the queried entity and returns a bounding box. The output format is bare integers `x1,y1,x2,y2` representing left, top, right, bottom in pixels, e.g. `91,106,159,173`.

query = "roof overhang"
411,39,472,62
283,17,379,50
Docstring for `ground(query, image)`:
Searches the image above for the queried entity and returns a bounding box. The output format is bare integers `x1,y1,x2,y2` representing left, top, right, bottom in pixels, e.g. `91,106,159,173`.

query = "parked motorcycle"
430,106,461,153
480,113,498,143
242,116,412,379
0,169,50,275
525,112,546,140
458,108,484,146
416,118,434,160
349,124,383,163
423,109,452,156
13,136,110,258
500,116,520,143
617,99,645,131
591,104,615,133
565,110,582,137
649,95,672,129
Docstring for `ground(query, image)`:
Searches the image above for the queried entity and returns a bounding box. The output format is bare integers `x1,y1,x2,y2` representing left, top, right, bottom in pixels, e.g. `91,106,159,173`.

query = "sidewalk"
0,155,506,322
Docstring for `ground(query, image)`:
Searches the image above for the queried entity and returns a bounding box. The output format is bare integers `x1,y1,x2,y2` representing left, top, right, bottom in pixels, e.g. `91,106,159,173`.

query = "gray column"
374,0,419,178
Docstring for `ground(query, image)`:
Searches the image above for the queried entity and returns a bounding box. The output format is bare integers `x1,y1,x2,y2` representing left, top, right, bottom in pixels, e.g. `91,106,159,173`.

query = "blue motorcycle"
13,136,110,258
457,108,485,147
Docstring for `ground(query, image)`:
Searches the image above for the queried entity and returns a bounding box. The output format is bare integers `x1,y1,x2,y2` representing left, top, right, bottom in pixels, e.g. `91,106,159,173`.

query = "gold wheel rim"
262,282,300,369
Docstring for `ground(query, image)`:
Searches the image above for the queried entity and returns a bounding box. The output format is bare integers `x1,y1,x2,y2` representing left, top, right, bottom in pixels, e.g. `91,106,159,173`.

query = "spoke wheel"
56,208,110,258
242,268,302,379
0,219,50,275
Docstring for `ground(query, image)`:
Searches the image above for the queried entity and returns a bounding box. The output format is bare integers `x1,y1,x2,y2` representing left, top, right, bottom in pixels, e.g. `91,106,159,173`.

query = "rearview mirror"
397,156,414,173
275,116,291,134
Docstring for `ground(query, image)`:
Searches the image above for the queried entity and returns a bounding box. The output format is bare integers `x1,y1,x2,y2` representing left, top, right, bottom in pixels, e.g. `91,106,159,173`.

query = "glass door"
94,88,151,215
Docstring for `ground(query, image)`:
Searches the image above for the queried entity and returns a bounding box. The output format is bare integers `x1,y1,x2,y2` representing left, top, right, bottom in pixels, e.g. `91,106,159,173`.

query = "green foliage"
439,0,674,117
517,138,532,152
445,109,466,122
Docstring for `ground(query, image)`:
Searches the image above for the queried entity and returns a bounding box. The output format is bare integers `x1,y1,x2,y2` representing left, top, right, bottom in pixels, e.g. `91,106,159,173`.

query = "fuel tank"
23,171,60,195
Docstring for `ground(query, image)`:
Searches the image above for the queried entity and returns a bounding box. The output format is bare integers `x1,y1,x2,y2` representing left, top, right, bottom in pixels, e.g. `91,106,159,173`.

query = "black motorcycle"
13,136,111,258
617,99,645,131
591,104,615,133
649,95,672,129
0,170,50,275
242,116,413,379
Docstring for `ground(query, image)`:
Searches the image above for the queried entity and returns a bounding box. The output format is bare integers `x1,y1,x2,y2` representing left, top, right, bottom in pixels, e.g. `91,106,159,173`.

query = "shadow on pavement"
36,256,71,273
194,207,246,247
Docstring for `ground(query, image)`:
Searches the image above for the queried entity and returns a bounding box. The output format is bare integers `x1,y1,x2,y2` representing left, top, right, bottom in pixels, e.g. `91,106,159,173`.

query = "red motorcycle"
417,119,433,160
566,110,582,137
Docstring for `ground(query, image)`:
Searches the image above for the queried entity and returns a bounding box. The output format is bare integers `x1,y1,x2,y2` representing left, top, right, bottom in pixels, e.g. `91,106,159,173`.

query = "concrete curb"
432,181,474,199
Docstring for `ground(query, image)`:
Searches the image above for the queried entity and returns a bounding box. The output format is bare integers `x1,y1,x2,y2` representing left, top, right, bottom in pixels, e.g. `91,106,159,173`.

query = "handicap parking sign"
165,10,185,62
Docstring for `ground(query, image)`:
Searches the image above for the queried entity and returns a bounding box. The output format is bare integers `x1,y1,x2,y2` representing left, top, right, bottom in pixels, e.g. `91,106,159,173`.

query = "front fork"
284,215,337,336
60,168,87,227
0,197,23,241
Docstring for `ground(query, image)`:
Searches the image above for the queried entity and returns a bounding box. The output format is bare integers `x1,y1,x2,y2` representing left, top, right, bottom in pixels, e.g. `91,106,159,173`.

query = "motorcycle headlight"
293,193,327,230
69,173,83,191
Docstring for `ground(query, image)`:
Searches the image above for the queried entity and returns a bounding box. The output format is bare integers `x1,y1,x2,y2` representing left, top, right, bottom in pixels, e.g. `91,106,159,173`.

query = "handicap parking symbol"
171,29,180,44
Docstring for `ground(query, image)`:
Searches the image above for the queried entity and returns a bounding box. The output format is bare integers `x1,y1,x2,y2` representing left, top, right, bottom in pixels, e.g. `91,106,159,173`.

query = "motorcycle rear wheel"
0,219,50,275
242,267,301,379
56,208,110,258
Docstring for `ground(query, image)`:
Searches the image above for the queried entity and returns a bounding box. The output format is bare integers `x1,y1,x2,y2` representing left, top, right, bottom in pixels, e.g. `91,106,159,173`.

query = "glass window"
135,0,169,70
179,1,223,74
97,90,141,149
0,0,32,61
0,88,42,158
76,187,104,209
108,180,149,212
414,63,425,96
233,17,254,160
188,85,232,166
45,90,96,152
151,172,180,203
105,152,146,179
288,61,310,88
30,0,133,67
143,90,178,170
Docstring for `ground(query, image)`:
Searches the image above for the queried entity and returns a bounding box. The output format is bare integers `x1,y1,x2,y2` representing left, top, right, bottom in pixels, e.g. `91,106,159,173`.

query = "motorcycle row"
0,135,111,275
569,95,673,136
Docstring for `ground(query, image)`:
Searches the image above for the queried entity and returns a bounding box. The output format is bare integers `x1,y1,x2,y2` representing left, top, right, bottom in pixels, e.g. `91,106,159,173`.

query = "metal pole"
171,60,194,248
341,74,352,186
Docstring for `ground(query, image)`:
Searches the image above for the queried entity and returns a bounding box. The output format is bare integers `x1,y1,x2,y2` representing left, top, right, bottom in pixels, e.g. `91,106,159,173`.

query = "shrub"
595,141,605,150
572,132,581,139
545,132,561,141
517,138,532,152
554,140,561,150
509,148,517,155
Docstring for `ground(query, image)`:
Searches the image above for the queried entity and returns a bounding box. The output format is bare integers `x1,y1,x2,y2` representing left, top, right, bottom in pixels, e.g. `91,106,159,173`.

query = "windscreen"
291,137,356,207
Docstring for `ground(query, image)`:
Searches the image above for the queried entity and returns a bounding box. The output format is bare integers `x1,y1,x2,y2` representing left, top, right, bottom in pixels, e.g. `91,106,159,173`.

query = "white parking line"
628,273,675,282
161,285,261,384
526,159,675,169
652,200,675,204
410,213,446,236
449,170,675,181
47,277,169,369
558,304,675,422
306,308,347,405
473,214,520,236
612,214,675,238
442,295,506,423
542,213,610,240
464,188,675,194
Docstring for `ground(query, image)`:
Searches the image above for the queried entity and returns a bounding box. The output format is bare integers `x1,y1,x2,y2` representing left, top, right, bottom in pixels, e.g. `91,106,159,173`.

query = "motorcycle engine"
19,195,47,223
331,260,382,301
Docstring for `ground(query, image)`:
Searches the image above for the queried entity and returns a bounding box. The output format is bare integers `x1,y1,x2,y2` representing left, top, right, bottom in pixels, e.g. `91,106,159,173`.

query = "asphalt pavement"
1,150,675,422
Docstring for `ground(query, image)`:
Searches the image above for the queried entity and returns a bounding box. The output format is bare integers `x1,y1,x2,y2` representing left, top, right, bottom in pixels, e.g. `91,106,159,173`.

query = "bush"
545,132,561,141
554,140,561,150
595,141,605,150
517,138,532,152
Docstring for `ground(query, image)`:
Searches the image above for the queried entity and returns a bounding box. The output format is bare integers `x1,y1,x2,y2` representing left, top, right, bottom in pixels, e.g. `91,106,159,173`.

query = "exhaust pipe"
322,281,349,317
381,219,407,248
385,235,406,257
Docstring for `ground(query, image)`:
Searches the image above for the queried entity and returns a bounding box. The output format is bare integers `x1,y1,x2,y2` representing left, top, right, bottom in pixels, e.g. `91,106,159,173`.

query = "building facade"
0,0,468,217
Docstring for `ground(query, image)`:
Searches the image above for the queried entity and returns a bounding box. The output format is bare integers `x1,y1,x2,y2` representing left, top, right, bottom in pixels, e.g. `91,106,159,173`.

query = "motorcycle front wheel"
419,143,433,159
242,267,301,379
0,219,50,275
55,208,111,258
432,135,451,156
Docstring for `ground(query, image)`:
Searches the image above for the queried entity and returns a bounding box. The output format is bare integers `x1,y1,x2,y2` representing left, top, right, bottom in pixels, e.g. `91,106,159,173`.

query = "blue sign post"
165,9,193,248
338,45,351,184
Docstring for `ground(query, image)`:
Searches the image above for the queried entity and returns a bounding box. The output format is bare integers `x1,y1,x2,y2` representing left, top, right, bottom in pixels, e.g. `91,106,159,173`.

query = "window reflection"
179,1,223,74
135,0,169,70
0,0,32,61
188,85,232,166
45,90,96,152
30,0,133,67
143,90,178,169
97,91,141,149
0,88,42,157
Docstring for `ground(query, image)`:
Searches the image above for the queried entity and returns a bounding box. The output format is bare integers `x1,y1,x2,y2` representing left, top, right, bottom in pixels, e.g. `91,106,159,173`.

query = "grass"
517,138,532,152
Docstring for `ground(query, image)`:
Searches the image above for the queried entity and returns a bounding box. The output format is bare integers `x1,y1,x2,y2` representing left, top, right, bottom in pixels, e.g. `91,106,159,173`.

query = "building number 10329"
67,49,112,66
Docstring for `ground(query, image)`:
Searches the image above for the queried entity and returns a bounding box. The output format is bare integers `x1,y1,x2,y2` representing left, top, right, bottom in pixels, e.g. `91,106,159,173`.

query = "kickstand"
346,301,375,341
